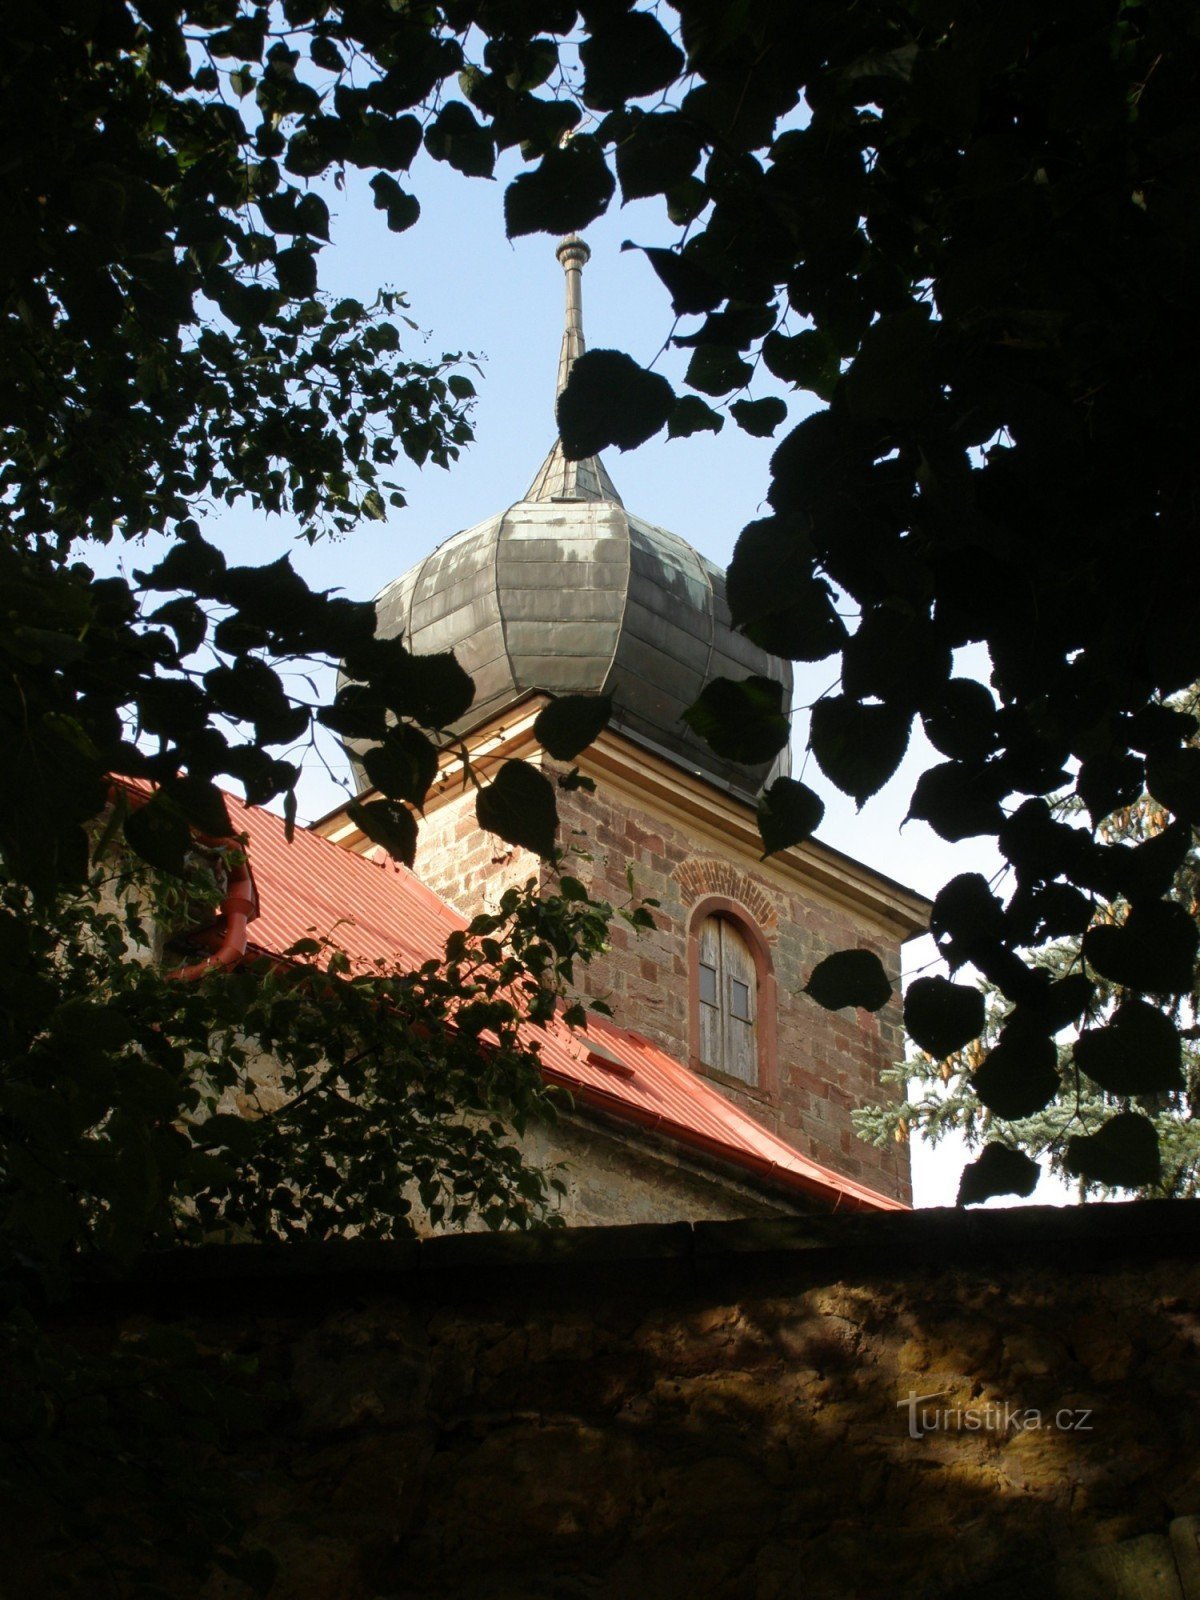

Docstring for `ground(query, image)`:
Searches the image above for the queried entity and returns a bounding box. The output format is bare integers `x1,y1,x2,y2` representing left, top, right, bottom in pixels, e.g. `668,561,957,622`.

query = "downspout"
108,780,258,982
165,845,256,982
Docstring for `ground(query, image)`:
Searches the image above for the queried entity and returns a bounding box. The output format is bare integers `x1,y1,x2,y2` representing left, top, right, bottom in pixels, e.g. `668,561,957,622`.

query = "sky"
104,136,1073,1209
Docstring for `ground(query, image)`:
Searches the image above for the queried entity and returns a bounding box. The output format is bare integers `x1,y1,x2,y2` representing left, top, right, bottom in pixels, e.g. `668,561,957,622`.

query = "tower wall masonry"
413,743,913,1207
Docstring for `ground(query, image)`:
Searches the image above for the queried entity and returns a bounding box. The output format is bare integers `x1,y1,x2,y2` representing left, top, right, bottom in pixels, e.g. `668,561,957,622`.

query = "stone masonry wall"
519,1115,799,1228
413,779,543,921
219,1046,799,1233
32,1202,1200,1600
413,756,911,1205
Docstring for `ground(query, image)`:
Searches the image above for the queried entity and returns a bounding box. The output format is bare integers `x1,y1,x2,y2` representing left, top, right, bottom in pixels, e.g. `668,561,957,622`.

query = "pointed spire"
525,236,623,506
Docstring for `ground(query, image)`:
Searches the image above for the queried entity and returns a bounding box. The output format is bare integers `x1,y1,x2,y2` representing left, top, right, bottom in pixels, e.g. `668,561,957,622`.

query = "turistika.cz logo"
898,1390,1094,1440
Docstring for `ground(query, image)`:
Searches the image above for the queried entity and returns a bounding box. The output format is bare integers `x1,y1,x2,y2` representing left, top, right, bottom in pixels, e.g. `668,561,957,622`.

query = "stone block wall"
412,780,543,919
31,1201,1200,1600
413,751,911,1204
552,774,910,1202
518,1114,800,1228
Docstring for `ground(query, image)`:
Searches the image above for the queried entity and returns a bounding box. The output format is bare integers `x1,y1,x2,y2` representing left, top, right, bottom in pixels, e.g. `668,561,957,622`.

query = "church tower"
317,240,925,1205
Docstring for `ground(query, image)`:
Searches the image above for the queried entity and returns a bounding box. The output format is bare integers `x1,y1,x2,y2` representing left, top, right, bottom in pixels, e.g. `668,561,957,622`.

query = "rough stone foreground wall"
413,756,911,1205
70,1203,1200,1600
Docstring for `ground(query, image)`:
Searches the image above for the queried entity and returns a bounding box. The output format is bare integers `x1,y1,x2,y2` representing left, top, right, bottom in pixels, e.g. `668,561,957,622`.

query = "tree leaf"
1146,746,1200,825
1008,882,1094,942
1110,820,1192,907
757,777,824,857
124,793,192,876
971,1028,1059,1120
148,597,207,657
1015,973,1095,1036
668,395,725,438
368,173,420,232
137,531,227,597
476,760,558,859
684,343,754,397
1127,705,1199,755
504,136,614,238
317,685,389,741
730,397,787,437
346,639,475,728
615,112,702,201
361,724,439,807
1073,999,1184,1096
809,696,911,806
674,305,775,352
346,798,418,867
907,760,1007,842
665,176,708,226
842,306,936,423
580,11,685,110
681,676,790,764
921,680,998,762
804,949,892,1013
163,775,234,839
203,659,308,746
533,694,612,761
957,1143,1040,1207
1065,1112,1161,1190
557,349,675,457
630,244,725,315
399,652,476,728
929,872,1006,964
904,975,985,1059
1076,750,1144,827
1082,901,1199,995
744,587,847,663
761,329,839,400
424,101,495,178
725,516,815,626
503,37,558,92
842,609,952,709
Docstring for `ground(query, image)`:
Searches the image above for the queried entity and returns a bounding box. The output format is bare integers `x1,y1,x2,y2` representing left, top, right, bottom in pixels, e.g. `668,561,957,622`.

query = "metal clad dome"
359,239,793,800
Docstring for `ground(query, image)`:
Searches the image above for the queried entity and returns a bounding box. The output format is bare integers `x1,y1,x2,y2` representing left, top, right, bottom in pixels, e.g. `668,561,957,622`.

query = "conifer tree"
857,695,1200,1203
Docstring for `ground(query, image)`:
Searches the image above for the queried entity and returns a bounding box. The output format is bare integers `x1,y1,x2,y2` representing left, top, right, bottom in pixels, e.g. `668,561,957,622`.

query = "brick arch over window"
687,896,778,1098
676,859,778,929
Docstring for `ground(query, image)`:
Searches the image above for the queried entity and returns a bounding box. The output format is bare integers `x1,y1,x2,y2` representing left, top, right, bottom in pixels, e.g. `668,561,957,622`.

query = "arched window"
688,898,777,1096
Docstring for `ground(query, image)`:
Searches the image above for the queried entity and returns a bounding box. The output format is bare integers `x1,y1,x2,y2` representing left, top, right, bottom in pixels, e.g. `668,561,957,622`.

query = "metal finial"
554,235,589,399
525,236,622,505
556,235,591,269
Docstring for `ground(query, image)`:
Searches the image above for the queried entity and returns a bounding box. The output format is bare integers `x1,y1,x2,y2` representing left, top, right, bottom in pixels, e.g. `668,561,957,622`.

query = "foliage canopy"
857,773,1200,1205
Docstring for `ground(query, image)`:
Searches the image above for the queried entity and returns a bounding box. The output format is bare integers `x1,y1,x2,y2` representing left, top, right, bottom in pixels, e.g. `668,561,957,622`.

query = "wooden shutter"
697,916,722,1070
720,921,757,1085
695,916,758,1085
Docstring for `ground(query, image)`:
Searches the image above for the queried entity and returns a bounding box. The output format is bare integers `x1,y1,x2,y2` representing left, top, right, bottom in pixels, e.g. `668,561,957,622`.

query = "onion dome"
361,238,793,799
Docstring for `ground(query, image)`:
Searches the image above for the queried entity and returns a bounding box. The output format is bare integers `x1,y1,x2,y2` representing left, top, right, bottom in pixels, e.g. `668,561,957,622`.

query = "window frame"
687,896,778,1099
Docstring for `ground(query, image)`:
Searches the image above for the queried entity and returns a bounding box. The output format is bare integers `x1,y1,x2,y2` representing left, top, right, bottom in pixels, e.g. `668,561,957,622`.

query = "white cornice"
313,697,932,942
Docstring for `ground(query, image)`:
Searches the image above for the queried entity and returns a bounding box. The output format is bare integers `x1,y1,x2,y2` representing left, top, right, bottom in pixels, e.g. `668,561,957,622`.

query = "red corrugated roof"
182,790,905,1215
